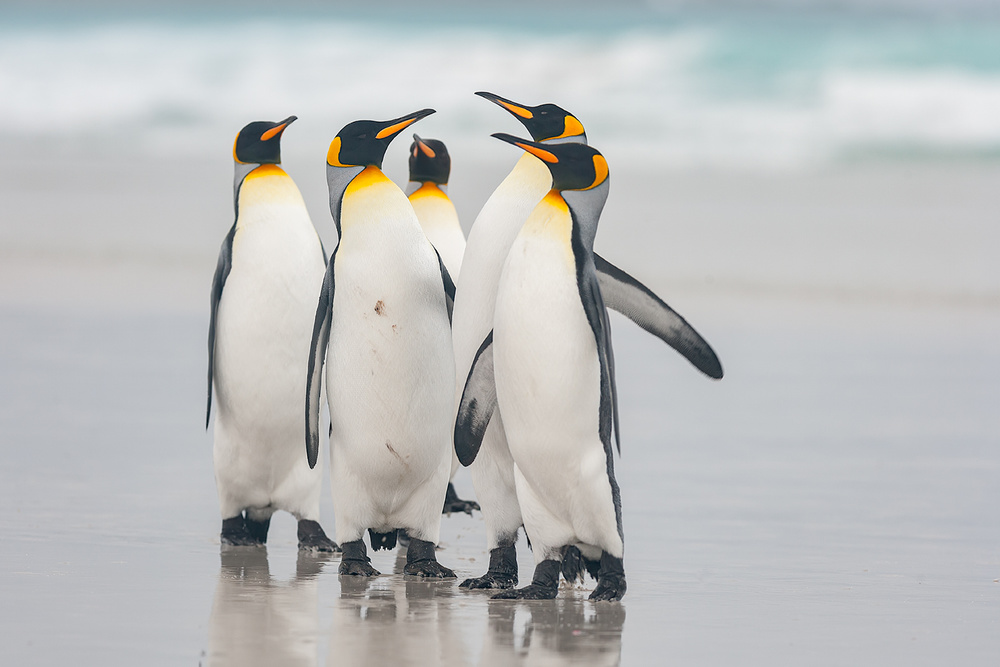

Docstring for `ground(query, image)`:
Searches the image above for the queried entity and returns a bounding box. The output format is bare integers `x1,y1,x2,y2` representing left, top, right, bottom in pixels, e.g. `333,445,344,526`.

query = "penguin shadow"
205,546,336,667
479,598,626,667
327,548,470,664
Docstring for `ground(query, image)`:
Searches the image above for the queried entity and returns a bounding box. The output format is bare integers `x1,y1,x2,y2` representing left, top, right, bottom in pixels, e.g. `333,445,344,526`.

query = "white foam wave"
2,19,1000,167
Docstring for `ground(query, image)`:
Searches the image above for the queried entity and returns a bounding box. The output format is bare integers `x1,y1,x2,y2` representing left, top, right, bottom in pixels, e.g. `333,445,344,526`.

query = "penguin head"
233,116,296,165
491,133,608,192
476,92,587,145
327,109,436,170
408,134,450,185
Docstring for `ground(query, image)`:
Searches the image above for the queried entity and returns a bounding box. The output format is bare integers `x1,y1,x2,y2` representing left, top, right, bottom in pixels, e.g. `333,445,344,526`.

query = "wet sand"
0,148,997,665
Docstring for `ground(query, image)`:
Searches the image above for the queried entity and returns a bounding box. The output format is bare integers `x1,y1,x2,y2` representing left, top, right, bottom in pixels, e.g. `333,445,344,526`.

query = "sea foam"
2,14,999,167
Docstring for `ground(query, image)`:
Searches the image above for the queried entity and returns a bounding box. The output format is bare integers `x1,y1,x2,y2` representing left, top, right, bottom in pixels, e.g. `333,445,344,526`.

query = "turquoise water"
2,2,1000,166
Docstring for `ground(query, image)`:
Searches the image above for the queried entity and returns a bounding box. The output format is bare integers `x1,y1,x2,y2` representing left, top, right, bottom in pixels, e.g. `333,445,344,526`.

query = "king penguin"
452,93,723,589
305,109,457,578
456,135,626,600
405,134,480,517
207,116,337,551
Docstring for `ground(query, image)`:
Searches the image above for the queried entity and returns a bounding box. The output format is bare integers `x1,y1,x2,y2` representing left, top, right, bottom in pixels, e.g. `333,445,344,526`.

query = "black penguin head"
491,133,608,192
233,116,296,165
476,92,586,144
408,134,451,185
327,109,436,170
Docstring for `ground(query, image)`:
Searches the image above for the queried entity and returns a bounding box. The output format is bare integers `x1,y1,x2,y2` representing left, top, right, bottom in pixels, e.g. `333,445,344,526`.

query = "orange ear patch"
586,154,609,189
327,136,347,167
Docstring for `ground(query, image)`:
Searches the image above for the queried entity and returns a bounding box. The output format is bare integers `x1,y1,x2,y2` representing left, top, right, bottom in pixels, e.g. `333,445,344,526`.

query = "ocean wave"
2,15,1000,167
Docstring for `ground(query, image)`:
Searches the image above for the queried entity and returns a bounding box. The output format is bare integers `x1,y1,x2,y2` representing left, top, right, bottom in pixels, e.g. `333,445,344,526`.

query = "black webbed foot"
459,544,518,589
297,519,340,552
220,515,264,546
589,551,626,601
403,537,456,578
442,482,481,515
490,559,559,600
339,539,381,577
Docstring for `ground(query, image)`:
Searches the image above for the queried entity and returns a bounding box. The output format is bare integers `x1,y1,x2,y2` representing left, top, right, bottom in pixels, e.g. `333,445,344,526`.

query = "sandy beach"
0,143,997,664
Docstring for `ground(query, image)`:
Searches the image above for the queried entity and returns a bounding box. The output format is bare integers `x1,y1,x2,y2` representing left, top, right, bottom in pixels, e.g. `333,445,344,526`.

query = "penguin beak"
491,133,559,163
412,134,436,159
261,115,297,142
476,91,534,119
374,109,435,141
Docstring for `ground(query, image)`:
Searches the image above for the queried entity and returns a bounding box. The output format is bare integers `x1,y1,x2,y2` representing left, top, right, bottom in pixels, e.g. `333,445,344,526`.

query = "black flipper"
206,223,236,428
579,265,620,455
305,245,338,469
594,253,723,380
434,247,456,323
454,331,497,466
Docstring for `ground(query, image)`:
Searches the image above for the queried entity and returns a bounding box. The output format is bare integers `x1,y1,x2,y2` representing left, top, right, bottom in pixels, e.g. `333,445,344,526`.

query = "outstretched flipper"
594,253,723,380
305,246,338,469
454,331,497,466
434,247,456,323
206,223,236,428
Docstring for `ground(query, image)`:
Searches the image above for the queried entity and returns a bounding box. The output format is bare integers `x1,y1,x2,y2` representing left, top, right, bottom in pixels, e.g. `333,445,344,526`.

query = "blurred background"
1,0,998,310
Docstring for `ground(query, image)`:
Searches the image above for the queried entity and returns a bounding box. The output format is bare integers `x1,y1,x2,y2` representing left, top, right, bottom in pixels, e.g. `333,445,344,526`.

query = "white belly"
494,233,605,500
213,169,326,516
493,199,621,556
325,173,454,536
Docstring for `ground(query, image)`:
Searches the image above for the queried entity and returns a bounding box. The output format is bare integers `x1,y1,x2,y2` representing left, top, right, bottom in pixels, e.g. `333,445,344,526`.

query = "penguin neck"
340,165,408,234
562,179,609,253
522,191,572,245
512,152,554,189
406,180,449,199
233,163,285,210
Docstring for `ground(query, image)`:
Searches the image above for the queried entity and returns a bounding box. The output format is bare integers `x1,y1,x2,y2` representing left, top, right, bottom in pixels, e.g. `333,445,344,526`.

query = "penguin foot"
460,573,517,589
491,559,559,600
340,559,381,577
589,552,626,602
339,540,380,577
220,515,264,547
490,584,558,600
404,560,456,578
459,545,518,589
442,482,480,515
297,519,340,553
403,537,456,578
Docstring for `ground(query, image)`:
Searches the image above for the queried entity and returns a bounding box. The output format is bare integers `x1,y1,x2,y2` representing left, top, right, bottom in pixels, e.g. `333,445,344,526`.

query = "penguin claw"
339,559,381,577
459,573,517,589
403,560,456,578
299,536,340,553
490,583,558,600
589,574,627,601
297,519,339,552
220,534,264,547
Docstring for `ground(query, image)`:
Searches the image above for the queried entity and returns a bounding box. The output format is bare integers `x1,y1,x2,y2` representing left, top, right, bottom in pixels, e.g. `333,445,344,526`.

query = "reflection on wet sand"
329,550,471,664
206,547,626,666
331,551,626,666
206,547,334,667
479,597,626,666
